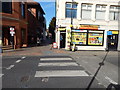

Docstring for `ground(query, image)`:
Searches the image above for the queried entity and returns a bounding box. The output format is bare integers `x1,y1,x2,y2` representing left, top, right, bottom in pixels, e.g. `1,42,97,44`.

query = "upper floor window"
65,2,77,18
81,4,92,20
21,2,25,18
109,6,120,21
2,1,12,14
96,5,106,20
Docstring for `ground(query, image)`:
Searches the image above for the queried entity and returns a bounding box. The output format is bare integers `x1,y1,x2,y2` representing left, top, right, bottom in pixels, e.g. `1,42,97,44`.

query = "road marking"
38,62,78,66
16,60,21,63
35,70,89,77
0,74,4,77
6,65,15,70
40,58,73,61
21,57,26,59
105,76,118,85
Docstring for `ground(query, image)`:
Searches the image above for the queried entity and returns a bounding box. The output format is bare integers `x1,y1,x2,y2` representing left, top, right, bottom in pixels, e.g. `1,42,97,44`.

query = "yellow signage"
80,25,99,30
110,30,119,34
58,28,66,31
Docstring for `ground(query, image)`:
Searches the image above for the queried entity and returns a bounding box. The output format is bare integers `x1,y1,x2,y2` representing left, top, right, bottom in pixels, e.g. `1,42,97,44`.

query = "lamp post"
70,0,73,51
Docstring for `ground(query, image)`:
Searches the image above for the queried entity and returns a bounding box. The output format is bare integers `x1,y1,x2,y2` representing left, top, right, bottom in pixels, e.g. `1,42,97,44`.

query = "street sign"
10,27,15,36
107,31,112,35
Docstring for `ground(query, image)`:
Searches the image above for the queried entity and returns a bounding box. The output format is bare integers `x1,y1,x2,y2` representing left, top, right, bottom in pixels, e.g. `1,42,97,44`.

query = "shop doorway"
60,32,66,48
107,34,118,51
2,26,12,46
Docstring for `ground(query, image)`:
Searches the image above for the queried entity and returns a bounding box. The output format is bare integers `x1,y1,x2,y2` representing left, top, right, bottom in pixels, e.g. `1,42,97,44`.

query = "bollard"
72,44,75,52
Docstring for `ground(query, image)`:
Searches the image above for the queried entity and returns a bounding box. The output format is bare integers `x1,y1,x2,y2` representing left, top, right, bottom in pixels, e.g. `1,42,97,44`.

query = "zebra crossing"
35,56,89,78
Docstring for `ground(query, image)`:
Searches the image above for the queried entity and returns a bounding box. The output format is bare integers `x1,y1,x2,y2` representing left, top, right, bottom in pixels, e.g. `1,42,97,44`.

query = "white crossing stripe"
16,60,21,63
35,70,89,77
0,74,4,77
40,58,72,61
105,76,118,85
21,56,26,59
38,62,78,66
6,65,15,70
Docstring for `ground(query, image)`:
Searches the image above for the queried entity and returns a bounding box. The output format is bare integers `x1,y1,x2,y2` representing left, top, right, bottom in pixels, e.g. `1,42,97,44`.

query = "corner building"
56,0,120,51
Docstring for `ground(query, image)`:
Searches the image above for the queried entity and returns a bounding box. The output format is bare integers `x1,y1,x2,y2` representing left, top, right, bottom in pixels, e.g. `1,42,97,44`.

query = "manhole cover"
94,55,97,56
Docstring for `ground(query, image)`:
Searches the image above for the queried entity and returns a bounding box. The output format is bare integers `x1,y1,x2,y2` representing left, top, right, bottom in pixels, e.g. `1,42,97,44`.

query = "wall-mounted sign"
79,24,99,30
109,30,118,34
10,27,15,36
58,28,66,31
107,31,112,35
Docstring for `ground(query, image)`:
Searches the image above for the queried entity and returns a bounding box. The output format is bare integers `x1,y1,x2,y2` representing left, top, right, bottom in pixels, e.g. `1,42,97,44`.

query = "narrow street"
1,39,119,89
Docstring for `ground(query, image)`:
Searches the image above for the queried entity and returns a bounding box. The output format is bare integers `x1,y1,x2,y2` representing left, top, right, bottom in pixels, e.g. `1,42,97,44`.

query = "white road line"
6,65,15,70
38,62,78,66
21,56,26,59
35,70,89,77
105,76,118,85
16,60,21,63
40,58,73,61
0,74,4,78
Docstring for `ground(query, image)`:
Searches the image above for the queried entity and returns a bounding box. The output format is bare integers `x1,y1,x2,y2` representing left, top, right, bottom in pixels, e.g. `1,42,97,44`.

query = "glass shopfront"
72,30,104,46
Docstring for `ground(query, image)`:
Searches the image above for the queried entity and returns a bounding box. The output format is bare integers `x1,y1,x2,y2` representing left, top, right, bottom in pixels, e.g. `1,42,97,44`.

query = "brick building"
27,2,46,46
1,1,28,49
1,1,46,50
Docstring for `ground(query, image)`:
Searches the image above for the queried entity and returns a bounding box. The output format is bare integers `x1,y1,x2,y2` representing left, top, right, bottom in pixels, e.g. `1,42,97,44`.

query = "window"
2,1,12,14
109,6,120,21
88,31,104,45
81,4,92,20
66,2,77,18
71,30,104,46
21,2,25,18
96,5,106,20
72,32,87,45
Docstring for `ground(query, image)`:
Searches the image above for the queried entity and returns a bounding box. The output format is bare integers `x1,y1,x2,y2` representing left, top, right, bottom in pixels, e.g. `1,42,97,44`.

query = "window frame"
65,2,77,18
109,5,120,21
71,29,104,46
21,2,25,19
2,1,12,14
95,4,106,20
81,3,92,20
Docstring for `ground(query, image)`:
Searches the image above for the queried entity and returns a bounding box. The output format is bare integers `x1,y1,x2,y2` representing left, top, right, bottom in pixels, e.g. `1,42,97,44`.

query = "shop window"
71,30,87,45
65,2,77,18
81,4,92,20
21,2,25,18
109,6,120,21
71,30,104,46
96,5,106,20
2,1,12,14
88,31,104,46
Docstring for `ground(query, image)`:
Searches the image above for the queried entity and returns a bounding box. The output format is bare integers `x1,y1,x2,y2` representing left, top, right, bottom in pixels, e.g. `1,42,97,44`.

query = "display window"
88,33,103,45
71,30,104,46
72,32,87,45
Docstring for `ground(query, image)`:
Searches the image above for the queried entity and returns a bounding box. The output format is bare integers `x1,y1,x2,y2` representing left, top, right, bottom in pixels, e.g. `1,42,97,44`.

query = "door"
60,33,66,48
107,34,118,51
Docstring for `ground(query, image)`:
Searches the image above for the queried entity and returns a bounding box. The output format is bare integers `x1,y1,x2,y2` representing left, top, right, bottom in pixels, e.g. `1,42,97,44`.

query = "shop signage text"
79,25,99,30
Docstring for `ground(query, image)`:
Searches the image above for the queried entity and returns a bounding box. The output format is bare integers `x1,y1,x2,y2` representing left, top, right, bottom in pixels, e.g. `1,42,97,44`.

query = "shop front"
65,24,107,51
56,24,119,51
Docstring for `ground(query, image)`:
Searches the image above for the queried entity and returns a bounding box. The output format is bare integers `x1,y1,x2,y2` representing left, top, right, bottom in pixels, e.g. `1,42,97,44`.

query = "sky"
34,0,55,29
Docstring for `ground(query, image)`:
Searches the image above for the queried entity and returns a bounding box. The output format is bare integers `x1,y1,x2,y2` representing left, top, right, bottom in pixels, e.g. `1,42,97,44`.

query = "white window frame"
96,4,106,20
81,3,92,20
109,6,120,21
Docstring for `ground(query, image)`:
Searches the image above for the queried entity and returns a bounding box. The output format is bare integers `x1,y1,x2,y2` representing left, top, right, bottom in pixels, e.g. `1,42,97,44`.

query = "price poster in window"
72,33,87,45
88,33,103,45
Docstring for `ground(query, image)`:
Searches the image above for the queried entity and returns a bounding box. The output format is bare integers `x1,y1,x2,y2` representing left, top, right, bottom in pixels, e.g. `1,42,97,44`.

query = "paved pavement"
1,39,119,89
